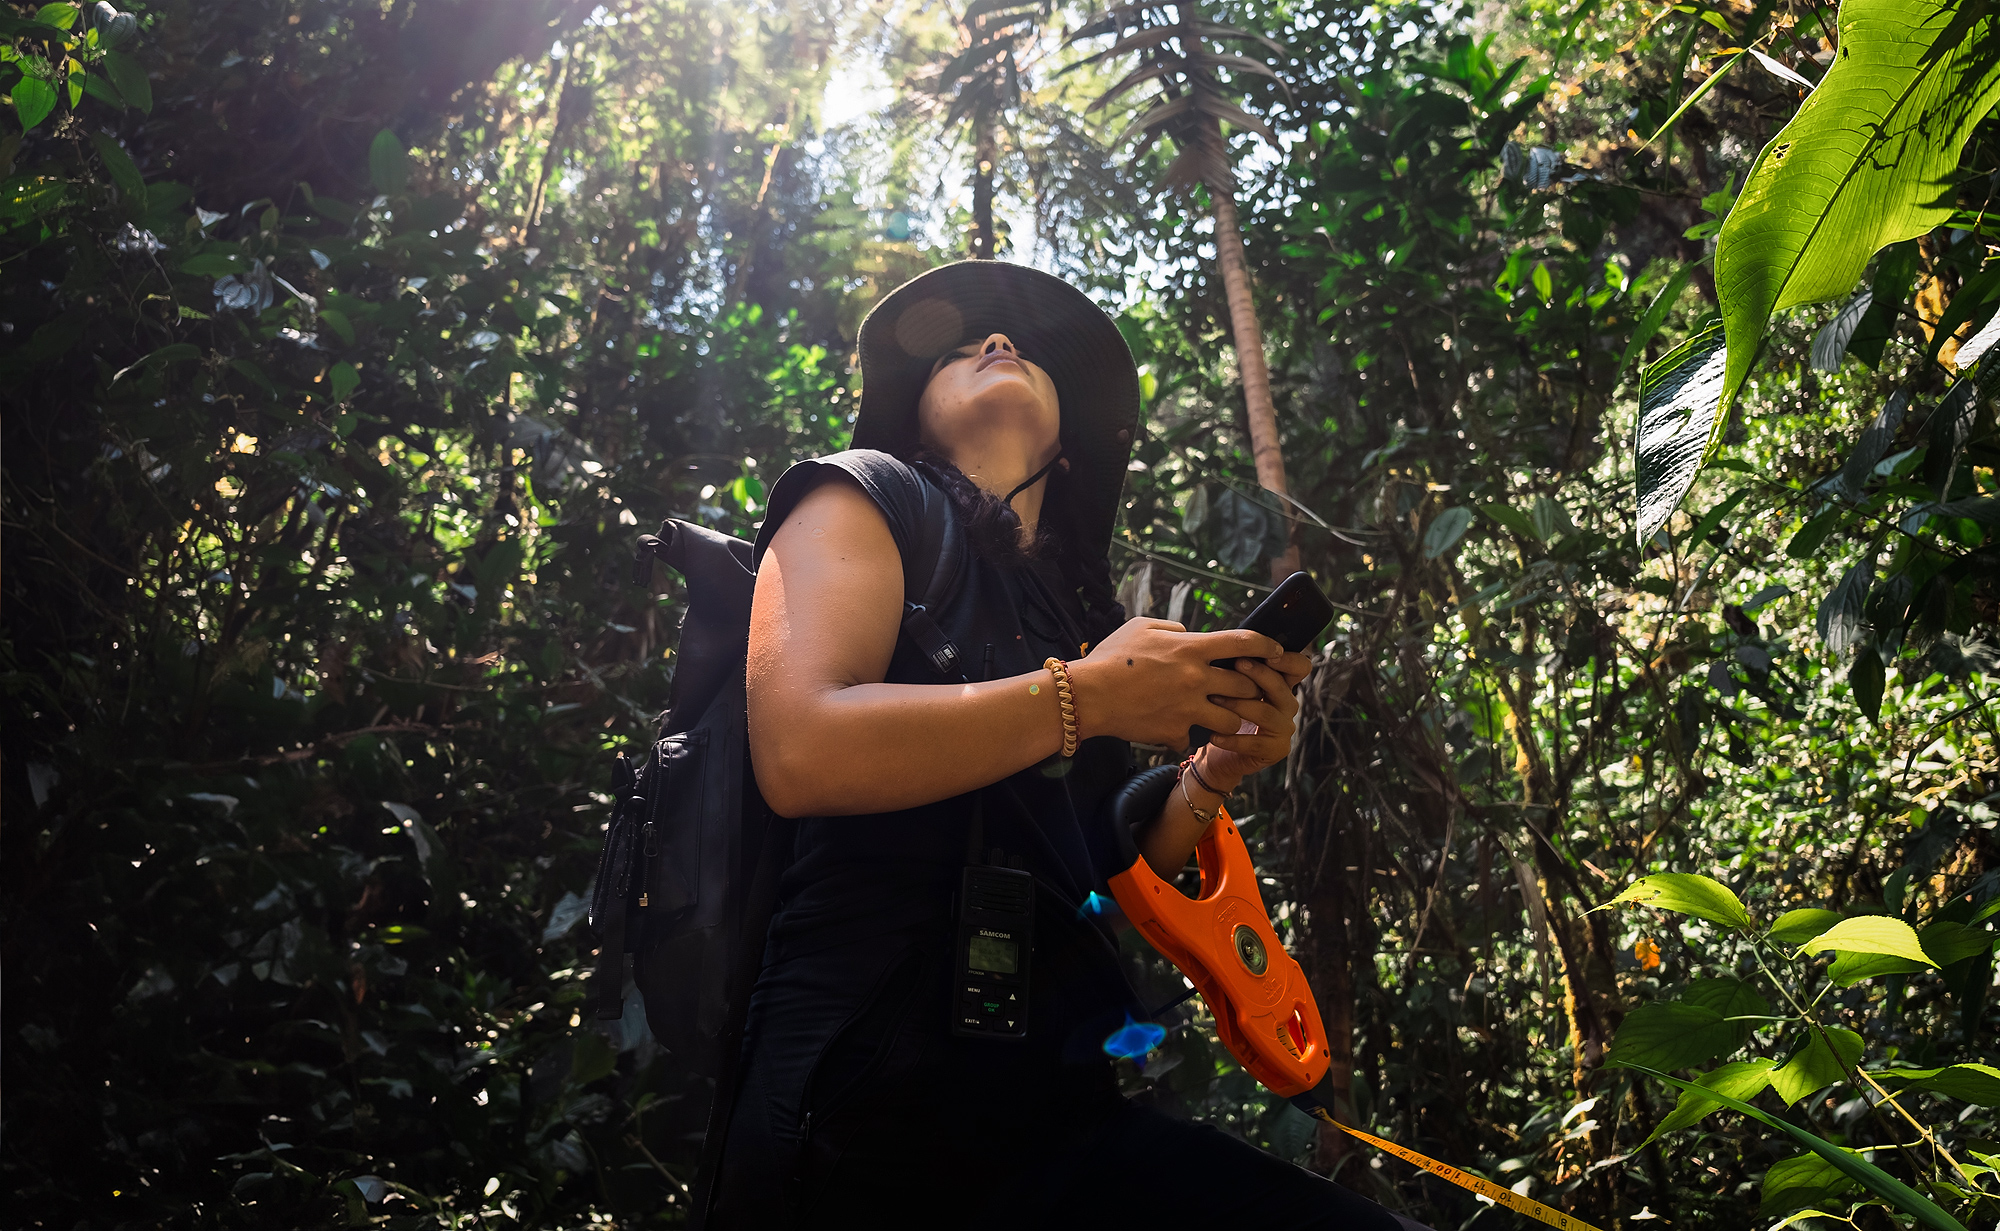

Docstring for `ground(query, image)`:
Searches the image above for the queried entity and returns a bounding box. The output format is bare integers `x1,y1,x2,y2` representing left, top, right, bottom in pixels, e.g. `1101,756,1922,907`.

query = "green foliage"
1799,914,1935,964
1714,0,2000,416
1624,1064,1971,1231
1769,1026,1864,1105
1880,1062,2000,1106
1761,1150,1860,1219
1606,979,1766,1072
1644,1058,1777,1142
1767,907,1845,946
3,0,855,1224
1601,871,1753,928
1062,0,1288,194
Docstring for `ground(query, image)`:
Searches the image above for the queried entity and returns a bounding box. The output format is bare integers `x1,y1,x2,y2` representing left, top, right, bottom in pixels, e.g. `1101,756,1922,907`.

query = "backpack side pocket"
638,729,707,917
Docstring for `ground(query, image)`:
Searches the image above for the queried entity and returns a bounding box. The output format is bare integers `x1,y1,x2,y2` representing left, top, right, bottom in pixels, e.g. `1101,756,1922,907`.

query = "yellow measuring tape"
1297,1104,1606,1231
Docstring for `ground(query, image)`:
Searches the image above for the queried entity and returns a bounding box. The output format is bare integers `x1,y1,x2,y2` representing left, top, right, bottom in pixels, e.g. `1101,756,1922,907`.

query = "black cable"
1148,983,1201,1019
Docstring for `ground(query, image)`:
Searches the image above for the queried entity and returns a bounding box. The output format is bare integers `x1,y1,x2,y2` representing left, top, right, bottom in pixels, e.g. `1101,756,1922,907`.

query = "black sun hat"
851,260,1141,557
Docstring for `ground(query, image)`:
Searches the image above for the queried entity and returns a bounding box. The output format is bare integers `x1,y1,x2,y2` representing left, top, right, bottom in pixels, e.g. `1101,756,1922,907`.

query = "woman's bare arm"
746,473,1286,819
748,475,1070,817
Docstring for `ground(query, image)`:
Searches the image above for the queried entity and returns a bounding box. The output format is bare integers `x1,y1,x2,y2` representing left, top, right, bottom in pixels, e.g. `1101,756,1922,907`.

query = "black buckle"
901,603,961,679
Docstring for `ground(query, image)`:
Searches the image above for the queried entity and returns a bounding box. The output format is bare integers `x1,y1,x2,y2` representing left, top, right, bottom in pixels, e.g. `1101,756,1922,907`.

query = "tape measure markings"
1298,1105,1607,1231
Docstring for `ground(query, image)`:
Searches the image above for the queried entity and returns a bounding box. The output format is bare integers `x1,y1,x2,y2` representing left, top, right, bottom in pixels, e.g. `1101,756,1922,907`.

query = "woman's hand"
1127,647,1312,877
1066,618,1288,749
1196,653,1312,788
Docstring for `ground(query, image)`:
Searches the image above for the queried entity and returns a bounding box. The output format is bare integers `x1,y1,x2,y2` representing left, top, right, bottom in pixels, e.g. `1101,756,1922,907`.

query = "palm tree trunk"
1207,143,1298,583
972,118,996,260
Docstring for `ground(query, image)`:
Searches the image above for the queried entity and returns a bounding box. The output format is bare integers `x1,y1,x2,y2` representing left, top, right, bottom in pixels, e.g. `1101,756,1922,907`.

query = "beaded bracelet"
1042,657,1078,758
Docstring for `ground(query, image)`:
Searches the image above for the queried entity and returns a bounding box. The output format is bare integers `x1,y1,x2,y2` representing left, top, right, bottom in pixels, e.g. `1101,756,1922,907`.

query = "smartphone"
1193,572,1334,747
1214,571,1335,663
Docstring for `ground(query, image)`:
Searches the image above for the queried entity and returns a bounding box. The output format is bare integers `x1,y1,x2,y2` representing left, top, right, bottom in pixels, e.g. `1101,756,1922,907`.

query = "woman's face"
915,331,1061,463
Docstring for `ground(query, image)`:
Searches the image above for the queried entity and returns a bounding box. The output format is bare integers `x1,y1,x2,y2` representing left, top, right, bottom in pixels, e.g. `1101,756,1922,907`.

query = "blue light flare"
1101,1014,1167,1060
1077,891,1113,920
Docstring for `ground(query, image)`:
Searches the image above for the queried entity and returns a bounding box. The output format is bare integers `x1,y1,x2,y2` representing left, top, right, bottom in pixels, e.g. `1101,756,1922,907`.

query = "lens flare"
1101,1014,1166,1060
1077,890,1113,920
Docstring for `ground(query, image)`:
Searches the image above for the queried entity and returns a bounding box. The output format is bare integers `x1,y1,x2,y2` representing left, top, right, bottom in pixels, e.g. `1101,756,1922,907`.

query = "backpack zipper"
638,815,659,908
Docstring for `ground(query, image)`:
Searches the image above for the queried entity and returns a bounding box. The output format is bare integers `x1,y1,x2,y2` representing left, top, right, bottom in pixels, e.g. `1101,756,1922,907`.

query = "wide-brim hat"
852,260,1141,557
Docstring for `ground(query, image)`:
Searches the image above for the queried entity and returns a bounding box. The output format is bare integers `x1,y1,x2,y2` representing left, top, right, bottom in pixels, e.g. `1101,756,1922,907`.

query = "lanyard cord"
1003,452,1062,507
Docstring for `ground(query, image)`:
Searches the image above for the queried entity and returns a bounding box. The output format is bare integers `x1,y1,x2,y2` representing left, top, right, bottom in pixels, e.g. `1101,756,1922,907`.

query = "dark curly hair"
908,449,1126,649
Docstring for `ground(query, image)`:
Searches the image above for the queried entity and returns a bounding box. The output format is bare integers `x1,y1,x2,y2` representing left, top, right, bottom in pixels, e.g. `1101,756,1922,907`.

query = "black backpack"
587,467,963,1211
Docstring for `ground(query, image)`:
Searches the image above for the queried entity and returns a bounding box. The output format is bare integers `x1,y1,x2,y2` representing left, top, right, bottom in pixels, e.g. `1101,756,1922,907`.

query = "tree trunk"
522,51,574,249
1303,875,1363,1172
1206,141,1298,583
972,118,996,260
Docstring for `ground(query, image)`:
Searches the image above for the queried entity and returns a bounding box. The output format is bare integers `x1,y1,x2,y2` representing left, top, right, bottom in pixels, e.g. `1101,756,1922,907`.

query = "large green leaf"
1634,321,1727,545
1761,1151,1860,1218
1829,948,1931,987
12,75,57,131
1801,915,1934,965
1421,507,1472,558
1769,908,1844,946
1713,0,2000,416
1618,1064,1968,1231
1680,976,1772,1031
1645,1058,1778,1143
1608,1001,1749,1073
369,128,409,195
1877,1062,2000,1106
1850,644,1886,722
87,131,146,212
103,49,151,114
1770,1026,1863,1105
329,361,359,403
1600,872,1754,929
1920,920,1995,967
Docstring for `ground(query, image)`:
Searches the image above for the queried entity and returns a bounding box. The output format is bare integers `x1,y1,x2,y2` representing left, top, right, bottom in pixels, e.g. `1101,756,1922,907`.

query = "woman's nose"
980,333,1017,356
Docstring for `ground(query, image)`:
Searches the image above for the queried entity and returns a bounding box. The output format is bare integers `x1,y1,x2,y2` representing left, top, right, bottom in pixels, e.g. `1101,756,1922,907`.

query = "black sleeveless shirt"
749,450,1138,1050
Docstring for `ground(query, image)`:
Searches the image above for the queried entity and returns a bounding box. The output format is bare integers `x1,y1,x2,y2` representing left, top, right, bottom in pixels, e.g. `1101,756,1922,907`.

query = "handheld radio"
952,864,1033,1039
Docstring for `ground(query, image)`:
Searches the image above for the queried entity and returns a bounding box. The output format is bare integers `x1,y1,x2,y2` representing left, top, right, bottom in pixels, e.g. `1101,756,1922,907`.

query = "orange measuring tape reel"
1105,766,1603,1231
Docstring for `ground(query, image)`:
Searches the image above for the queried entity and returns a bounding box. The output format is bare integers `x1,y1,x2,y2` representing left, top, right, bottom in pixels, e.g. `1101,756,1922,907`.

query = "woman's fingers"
1208,687,1293,768
1270,649,1312,689
1230,659,1301,713
1195,628,1286,662
1193,696,1252,733
1211,694,1283,730
1204,663,1264,699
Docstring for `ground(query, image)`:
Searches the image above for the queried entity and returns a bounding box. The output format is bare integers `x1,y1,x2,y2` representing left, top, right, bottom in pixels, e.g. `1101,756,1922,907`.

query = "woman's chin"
943,396,1056,438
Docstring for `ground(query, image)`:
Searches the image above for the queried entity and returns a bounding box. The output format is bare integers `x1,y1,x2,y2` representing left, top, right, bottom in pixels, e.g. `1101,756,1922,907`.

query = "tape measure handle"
1104,764,1259,903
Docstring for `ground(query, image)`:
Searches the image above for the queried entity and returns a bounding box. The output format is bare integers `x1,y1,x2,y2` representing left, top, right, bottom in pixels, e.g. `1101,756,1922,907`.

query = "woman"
714,262,1414,1229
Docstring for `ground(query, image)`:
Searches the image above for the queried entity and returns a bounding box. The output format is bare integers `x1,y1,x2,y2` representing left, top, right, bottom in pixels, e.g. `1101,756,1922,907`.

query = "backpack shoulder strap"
899,461,965,680
903,459,963,610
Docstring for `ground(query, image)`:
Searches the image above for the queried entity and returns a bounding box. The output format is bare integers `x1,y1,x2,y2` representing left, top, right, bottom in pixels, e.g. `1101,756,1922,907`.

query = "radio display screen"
968,934,1018,975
